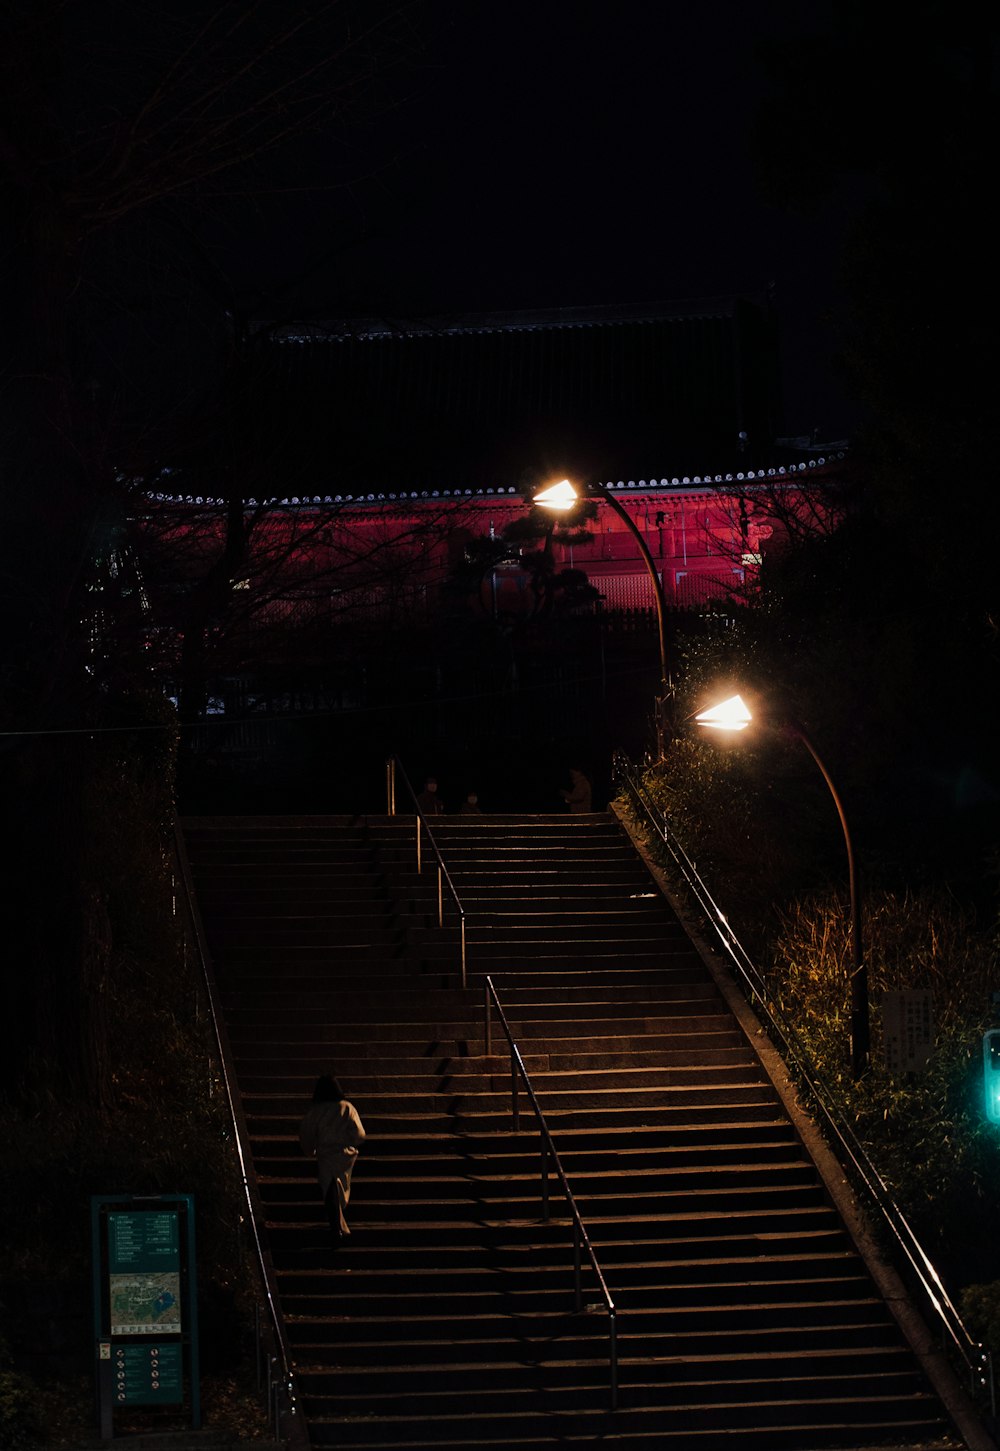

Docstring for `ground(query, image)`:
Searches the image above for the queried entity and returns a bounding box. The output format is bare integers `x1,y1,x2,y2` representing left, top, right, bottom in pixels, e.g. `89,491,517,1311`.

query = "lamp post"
534,478,671,758
695,693,870,1077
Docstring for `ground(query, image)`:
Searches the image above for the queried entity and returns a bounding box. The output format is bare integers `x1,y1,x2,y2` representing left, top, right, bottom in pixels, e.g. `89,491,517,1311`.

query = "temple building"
138,293,845,635
126,292,848,801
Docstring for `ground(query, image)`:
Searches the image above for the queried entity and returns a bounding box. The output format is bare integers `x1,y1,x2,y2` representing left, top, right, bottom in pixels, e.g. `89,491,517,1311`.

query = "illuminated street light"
695,692,870,1077
695,693,752,731
535,477,671,757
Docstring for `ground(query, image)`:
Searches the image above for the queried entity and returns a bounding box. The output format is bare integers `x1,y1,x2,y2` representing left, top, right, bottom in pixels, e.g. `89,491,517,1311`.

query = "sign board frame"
91,1194,200,1439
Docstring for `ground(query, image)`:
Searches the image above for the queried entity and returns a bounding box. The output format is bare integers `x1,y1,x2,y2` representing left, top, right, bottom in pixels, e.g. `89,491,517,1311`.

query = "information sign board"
91,1195,199,1438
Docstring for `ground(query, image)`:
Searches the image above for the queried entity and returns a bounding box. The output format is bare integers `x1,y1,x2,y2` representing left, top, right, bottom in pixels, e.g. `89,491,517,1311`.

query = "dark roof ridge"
258,294,764,343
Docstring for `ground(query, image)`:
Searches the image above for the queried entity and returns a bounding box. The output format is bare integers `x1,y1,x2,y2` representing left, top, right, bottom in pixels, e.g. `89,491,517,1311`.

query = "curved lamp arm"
787,720,869,1077
694,693,871,1078
535,476,671,757
591,486,669,701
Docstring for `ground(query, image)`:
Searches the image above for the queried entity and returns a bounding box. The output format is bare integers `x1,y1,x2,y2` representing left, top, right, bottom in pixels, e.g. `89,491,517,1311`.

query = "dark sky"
210,0,857,441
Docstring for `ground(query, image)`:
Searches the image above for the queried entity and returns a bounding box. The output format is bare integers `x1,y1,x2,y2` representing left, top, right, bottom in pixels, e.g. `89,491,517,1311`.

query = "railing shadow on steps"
484,974,619,1411
385,755,467,987
171,815,309,1451
613,748,997,1427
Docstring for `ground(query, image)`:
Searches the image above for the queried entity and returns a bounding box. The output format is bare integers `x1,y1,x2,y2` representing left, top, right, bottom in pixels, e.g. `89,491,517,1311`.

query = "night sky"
206,0,857,440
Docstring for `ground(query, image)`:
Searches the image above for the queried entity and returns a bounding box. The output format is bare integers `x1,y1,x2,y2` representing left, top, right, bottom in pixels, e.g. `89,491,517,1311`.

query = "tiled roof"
146,452,847,509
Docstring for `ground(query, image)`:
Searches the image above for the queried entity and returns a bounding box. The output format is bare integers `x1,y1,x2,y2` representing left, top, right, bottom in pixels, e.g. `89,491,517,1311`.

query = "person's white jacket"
300,1099,366,1235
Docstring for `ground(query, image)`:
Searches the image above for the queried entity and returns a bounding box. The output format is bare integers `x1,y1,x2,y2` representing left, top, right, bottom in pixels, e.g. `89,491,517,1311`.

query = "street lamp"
695,693,870,1077
534,478,671,757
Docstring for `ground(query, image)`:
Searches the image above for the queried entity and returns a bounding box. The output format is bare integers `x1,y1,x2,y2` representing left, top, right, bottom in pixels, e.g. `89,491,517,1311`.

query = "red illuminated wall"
136,458,843,627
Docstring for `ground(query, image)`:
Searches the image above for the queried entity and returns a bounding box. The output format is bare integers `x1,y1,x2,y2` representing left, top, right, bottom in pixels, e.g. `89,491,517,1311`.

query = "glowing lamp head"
534,478,579,511
695,694,753,732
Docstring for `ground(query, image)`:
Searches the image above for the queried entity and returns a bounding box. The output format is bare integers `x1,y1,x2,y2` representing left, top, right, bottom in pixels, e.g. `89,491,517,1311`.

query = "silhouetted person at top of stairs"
560,767,592,813
416,777,445,815
300,1075,366,1247
458,791,483,814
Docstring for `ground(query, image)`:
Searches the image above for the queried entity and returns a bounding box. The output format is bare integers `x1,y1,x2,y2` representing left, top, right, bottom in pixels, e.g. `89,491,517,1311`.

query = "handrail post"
573,1223,583,1311
267,1356,277,1435
460,915,467,990
541,1139,550,1222
511,1051,519,1133
416,813,422,874
386,757,395,815
484,978,492,1057
437,865,444,927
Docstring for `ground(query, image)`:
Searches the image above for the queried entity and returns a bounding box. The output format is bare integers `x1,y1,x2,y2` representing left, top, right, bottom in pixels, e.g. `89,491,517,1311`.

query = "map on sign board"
107,1211,182,1335
109,1274,182,1336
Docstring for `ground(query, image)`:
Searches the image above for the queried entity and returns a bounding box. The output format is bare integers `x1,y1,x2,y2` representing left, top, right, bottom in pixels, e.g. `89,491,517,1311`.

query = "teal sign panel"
91,1194,200,1436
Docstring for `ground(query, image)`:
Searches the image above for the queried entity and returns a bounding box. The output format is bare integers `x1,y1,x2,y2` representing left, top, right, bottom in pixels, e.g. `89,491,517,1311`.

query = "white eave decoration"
141,452,846,507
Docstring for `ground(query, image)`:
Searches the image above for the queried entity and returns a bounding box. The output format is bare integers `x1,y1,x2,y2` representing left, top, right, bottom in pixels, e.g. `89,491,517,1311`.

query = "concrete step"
304,1408,954,1451
236,1042,754,1075
227,1015,737,1048
241,1075,778,1112
271,1224,856,1272
288,1311,902,1361
259,1139,808,1181
254,1118,799,1155
222,978,719,1008
264,1201,847,1249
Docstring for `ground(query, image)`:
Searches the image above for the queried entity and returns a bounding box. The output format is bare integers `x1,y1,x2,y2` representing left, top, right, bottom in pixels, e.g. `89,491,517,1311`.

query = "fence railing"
171,817,308,1450
484,975,618,1409
612,750,996,1420
385,755,467,988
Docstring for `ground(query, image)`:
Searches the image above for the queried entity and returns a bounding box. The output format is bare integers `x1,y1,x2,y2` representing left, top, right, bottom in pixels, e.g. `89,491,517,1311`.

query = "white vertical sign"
883,990,934,1074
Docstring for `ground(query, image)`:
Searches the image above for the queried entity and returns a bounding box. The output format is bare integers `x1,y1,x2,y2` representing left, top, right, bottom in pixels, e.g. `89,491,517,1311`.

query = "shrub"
0,1339,40,1451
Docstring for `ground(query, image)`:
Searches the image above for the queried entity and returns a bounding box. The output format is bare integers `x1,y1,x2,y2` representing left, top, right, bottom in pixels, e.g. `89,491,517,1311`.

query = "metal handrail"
484,975,619,1410
612,750,996,1417
385,756,467,988
171,817,309,1450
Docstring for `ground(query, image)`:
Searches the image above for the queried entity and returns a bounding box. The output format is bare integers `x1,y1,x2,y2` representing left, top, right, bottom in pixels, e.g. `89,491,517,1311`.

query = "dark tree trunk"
177,492,250,723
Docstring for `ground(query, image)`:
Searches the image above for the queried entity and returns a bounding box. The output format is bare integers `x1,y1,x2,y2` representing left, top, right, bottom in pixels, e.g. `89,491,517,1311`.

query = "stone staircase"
181,812,967,1450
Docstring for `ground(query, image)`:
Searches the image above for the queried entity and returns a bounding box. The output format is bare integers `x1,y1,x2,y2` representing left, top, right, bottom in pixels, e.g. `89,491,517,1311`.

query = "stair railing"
613,750,996,1420
171,817,308,1450
385,755,467,988
484,974,619,1411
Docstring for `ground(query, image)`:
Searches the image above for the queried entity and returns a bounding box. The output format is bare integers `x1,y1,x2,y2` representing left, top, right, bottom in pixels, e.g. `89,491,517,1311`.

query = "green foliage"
0,1370,40,1451
772,888,1000,1274
445,495,600,627
960,1281,1000,1358
0,1340,40,1451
